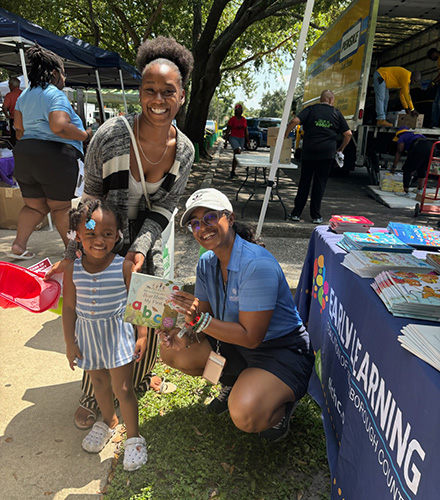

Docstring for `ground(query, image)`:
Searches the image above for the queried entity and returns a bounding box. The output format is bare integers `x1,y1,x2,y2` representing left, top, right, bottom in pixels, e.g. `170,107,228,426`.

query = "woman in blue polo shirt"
159,188,314,442
9,44,91,260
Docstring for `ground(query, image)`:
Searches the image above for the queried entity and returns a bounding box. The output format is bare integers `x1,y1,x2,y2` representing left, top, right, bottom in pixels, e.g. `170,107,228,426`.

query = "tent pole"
18,46,29,87
95,69,106,123
256,0,316,237
119,69,128,113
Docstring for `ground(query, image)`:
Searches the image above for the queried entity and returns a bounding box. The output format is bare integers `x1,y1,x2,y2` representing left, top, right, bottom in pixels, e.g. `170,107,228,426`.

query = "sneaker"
206,384,233,414
312,217,323,224
376,119,393,127
260,401,299,442
396,191,410,197
287,214,300,221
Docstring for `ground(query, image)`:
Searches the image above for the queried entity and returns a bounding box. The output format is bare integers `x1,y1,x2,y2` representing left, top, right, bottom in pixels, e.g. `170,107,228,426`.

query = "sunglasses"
187,210,229,233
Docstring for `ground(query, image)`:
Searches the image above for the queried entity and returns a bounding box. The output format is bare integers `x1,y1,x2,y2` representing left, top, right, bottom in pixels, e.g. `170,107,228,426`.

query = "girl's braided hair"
68,198,123,234
136,36,194,86
26,43,64,89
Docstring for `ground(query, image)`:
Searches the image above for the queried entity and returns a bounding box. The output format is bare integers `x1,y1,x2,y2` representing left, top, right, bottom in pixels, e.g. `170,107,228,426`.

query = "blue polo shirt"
15,84,84,153
195,234,303,341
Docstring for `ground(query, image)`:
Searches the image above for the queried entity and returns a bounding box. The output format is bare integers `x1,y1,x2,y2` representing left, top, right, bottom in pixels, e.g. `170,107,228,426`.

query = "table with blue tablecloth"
295,225,440,500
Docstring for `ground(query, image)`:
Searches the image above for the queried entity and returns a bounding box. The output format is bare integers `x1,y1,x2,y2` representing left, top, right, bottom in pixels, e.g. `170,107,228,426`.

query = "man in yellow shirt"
373,67,421,126
427,48,440,128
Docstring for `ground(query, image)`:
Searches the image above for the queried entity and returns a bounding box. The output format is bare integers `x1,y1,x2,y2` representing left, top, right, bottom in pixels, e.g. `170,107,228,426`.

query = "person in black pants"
390,127,434,195
284,90,352,223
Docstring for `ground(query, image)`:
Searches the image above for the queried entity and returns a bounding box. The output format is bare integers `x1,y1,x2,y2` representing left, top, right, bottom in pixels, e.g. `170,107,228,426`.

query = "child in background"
62,198,148,471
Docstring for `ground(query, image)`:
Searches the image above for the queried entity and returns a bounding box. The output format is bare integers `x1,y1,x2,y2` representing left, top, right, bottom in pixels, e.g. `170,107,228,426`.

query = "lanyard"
214,260,228,354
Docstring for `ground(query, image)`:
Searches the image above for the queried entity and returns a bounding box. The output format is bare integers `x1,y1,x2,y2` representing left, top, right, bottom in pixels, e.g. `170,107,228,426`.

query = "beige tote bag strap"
120,115,152,211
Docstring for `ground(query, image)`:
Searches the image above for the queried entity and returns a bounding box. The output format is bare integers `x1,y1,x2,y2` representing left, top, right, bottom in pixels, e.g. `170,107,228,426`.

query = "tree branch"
142,0,167,43
109,2,141,49
221,32,297,73
86,0,100,46
192,0,202,49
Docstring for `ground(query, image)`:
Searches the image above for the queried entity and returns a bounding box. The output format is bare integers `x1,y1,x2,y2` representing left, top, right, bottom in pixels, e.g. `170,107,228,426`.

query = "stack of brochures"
329,215,374,234
398,324,440,371
341,250,434,278
426,253,440,273
387,222,440,250
371,270,440,321
337,232,413,253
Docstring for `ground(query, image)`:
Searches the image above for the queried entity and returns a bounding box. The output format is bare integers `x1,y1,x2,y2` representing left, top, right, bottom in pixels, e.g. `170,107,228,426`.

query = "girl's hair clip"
85,219,96,230
66,230,77,241
118,230,124,240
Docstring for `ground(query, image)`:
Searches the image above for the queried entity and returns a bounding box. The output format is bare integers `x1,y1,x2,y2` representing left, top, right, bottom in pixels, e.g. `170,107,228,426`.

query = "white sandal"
82,421,116,453
123,436,148,471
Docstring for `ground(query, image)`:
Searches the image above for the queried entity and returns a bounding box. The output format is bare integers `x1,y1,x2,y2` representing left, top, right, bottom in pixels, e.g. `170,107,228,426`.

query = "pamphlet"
124,273,183,329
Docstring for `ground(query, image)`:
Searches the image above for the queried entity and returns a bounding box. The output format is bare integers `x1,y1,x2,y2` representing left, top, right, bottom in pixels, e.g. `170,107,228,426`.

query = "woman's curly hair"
26,43,64,89
136,36,194,86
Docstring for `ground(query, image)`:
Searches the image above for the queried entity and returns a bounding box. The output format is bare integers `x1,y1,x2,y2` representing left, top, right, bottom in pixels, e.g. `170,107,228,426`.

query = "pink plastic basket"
0,261,61,313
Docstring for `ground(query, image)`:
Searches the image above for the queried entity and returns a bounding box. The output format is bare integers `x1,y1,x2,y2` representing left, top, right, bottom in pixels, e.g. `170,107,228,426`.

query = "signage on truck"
340,19,362,62
303,0,372,118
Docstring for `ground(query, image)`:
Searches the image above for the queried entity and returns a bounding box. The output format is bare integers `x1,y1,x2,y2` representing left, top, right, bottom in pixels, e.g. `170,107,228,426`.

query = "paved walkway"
1,141,438,499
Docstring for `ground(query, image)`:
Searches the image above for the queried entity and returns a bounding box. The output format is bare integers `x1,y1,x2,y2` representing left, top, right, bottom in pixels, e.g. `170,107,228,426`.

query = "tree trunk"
184,71,221,158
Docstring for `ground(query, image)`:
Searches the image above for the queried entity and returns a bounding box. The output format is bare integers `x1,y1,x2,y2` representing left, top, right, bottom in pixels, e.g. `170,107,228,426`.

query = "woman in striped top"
63,198,148,471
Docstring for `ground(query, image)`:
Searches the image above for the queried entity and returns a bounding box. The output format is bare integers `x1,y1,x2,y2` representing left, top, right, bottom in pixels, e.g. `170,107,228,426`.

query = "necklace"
136,115,169,165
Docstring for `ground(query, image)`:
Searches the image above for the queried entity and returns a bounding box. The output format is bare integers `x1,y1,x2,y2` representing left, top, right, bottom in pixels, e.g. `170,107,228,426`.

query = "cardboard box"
0,187,48,230
269,139,292,164
267,126,281,146
397,113,424,129
379,171,404,192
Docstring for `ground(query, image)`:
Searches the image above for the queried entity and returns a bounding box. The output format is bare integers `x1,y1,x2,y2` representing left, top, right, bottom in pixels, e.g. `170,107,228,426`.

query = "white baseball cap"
180,188,233,227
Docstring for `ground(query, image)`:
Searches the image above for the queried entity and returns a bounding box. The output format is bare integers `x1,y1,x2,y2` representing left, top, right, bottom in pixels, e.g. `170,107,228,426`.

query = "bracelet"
195,312,212,333
202,314,213,332
189,315,201,327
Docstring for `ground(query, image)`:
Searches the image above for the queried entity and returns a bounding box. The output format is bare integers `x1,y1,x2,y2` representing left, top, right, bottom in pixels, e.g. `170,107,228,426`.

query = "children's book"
371,270,440,321
426,253,440,273
398,324,440,371
341,250,434,278
329,215,374,234
337,232,413,253
387,222,440,249
124,273,183,330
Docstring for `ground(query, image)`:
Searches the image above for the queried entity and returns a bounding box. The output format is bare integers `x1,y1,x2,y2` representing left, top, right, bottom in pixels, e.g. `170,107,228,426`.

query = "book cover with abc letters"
124,273,183,330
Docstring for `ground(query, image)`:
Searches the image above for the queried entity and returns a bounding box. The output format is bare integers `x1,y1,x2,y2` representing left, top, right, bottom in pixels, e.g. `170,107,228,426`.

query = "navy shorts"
206,326,315,400
14,139,83,201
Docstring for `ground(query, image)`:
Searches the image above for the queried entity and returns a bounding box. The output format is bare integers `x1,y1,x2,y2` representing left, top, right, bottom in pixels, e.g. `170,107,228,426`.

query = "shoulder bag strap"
120,115,152,211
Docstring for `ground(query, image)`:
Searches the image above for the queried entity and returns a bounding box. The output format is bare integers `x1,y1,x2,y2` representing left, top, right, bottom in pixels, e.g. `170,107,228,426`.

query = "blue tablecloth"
295,226,440,500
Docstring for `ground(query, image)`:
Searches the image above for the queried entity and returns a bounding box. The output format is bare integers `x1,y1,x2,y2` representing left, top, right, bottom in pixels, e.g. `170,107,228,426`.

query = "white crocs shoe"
82,421,116,453
123,436,148,471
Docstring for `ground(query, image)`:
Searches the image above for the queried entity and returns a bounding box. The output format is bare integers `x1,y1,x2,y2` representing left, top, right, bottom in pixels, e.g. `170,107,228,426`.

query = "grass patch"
104,362,330,500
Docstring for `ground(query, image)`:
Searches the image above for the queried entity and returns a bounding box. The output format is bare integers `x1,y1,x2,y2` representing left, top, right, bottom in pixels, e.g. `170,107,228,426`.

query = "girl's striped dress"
73,254,135,370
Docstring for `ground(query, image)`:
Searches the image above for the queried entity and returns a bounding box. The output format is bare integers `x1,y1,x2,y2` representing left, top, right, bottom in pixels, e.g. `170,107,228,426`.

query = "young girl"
62,198,148,471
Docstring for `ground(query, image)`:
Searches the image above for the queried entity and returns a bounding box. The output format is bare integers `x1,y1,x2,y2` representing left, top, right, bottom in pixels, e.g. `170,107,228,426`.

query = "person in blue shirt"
390,127,434,195
8,43,92,260
159,188,315,442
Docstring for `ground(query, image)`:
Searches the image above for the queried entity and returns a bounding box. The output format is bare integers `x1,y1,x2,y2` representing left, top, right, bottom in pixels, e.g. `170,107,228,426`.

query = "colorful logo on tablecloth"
313,255,329,313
